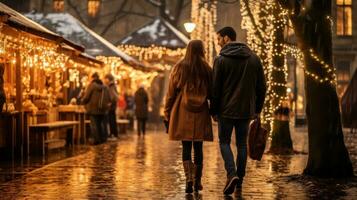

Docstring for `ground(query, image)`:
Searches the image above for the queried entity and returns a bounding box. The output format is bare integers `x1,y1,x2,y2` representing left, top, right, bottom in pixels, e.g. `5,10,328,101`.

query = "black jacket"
211,43,267,119
135,87,149,119
81,79,111,115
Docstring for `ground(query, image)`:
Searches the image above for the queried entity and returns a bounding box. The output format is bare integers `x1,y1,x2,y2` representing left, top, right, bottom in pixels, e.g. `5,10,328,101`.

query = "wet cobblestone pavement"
0,126,357,199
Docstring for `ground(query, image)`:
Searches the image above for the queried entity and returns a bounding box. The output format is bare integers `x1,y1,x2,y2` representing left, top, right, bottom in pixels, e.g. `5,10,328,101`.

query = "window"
336,0,352,36
53,0,64,12
88,0,101,17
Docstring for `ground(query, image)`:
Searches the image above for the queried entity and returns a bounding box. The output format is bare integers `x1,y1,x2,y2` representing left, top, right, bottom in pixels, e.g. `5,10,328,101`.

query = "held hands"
212,115,218,122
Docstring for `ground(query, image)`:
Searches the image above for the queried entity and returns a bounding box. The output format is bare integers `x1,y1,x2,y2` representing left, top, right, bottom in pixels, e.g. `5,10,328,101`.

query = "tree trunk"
278,0,353,177
269,3,293,154
270,120,293,154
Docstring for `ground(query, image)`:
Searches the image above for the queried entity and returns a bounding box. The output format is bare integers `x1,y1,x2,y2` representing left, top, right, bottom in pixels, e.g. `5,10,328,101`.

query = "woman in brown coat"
164,40,213,193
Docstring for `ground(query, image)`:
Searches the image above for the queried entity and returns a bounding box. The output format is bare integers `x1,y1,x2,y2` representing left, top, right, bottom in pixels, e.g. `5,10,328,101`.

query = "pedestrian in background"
104,73,119,140
0,64,5,112
125,91,135,129
164,40,213,194
211,27,267,195
135,85,149,136
82,72,111,145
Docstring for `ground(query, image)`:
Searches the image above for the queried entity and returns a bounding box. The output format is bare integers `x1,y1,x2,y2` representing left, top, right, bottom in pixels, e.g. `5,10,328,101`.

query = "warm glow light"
53,0,64,12
184,22,196,33
88,0,101,17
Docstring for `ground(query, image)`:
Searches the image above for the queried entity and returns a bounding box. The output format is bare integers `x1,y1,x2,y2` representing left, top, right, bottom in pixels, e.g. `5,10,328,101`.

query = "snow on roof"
119,18,189,49
25,12,135,62
0,3,56,36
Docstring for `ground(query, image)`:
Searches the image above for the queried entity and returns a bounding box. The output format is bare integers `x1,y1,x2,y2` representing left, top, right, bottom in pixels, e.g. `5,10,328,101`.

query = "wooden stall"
118,18,188,122
0,3,103,157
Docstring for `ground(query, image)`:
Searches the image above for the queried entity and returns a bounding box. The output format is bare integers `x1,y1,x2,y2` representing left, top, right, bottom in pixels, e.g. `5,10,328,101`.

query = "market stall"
118,18,188,122
26,12,161,95
0,3,103,156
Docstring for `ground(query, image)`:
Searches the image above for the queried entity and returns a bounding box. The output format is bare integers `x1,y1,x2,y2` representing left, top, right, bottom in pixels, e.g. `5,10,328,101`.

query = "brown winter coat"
164,64,213,142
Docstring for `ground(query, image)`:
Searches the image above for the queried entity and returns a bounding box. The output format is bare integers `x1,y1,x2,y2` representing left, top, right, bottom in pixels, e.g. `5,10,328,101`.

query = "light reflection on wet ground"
0,127,356,199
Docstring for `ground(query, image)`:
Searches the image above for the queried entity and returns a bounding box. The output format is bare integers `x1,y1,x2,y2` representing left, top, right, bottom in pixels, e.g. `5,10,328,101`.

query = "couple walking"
164,27,267,195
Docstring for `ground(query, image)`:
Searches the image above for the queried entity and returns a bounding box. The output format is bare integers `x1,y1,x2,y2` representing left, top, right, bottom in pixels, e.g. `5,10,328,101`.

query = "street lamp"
184,22,196,33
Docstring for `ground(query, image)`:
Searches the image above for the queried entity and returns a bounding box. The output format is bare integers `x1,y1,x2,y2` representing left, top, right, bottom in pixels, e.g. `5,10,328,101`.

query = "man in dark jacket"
211,27,267,195
135,85,149,136
82,72,110,144
104,73,119,139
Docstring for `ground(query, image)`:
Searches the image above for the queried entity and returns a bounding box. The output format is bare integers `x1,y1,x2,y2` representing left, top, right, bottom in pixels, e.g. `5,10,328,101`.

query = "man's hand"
212,115,218,122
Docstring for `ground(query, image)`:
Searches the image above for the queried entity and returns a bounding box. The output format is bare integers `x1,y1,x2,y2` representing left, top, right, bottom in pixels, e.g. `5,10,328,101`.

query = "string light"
191,0,217,65
240,0,338,130
0,23,101,109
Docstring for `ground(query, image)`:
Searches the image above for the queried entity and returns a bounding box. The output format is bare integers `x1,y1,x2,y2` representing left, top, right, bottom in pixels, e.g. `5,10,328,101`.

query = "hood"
220,43,252,58
91,79,105,91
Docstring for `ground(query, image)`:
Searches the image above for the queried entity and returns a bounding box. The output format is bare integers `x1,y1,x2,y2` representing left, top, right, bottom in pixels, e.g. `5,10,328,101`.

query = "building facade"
332,0,357,96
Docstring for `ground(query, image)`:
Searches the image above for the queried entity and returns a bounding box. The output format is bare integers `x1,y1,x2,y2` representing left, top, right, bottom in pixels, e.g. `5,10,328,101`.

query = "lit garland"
96,56,159,91
118,44,186,70
0,23,101,109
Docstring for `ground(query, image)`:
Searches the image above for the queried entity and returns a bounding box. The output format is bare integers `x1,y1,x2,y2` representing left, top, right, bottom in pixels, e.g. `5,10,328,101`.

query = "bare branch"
100,0,129,35
66,0,86,24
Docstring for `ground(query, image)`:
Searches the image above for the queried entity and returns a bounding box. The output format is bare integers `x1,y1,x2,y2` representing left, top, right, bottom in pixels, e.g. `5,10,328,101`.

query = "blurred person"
0,64,5,112
125,91,135,129
81,72,111,145
164,40,213,193
135,85,149,136
104,73,119,140
117,92,127,118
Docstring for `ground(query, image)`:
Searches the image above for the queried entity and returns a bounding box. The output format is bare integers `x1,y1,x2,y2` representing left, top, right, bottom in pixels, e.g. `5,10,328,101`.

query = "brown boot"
183,161,194,193
194,164,203,192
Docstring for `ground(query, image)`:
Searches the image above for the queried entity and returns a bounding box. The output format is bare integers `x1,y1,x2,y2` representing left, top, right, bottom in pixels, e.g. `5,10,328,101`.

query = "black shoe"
223,176,238,195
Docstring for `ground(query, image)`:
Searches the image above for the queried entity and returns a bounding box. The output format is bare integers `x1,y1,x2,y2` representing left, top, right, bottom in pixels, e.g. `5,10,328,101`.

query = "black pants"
182,141,203,165
108,110,118,137
137,118,147,135
89,115,106,144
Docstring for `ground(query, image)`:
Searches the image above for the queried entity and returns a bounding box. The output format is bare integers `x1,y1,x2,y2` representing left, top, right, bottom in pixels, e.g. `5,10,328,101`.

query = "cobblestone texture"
0,126,356,199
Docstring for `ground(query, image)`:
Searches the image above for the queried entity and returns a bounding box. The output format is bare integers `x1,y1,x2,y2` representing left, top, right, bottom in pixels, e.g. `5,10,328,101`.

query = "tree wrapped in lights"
191,0,217,64
277,0,353,177
240,0,293,154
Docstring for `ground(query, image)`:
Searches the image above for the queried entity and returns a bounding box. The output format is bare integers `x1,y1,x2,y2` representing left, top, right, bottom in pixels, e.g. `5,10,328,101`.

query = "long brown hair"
174,40,211,88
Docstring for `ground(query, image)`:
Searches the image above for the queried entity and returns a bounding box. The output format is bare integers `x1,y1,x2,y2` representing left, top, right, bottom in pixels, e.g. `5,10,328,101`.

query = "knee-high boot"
183,160,194,193
194,164,203,192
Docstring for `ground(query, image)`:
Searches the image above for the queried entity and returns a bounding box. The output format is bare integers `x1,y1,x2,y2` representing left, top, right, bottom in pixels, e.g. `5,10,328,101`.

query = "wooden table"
58,109,86,144
29,121,78,156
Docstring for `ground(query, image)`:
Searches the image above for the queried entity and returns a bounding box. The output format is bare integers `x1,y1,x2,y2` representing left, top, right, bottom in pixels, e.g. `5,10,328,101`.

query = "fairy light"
240,0,338,130
191,0,217,65
0,23,102,109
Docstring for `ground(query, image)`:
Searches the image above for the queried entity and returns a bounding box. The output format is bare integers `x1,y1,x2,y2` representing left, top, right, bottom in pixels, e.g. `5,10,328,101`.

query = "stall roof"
0,3,84,52
119,18,189,49
26,12,136,62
